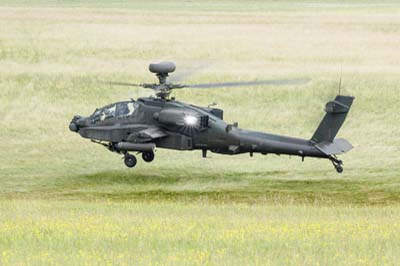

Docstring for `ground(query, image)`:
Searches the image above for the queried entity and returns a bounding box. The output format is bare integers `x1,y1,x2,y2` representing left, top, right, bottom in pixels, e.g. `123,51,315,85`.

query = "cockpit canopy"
90,101,137,123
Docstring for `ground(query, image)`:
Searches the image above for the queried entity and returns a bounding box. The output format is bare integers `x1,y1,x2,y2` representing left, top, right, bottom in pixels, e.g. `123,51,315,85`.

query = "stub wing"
315,138,353,156
127,126,168,143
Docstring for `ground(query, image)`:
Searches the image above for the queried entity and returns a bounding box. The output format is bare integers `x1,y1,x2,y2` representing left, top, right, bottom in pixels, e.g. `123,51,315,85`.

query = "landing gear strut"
329,156,343,173
142,151,155,162
124,153,137,168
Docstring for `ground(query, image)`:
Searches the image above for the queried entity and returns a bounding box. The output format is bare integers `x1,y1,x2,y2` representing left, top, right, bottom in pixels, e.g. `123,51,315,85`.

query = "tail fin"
311,95,354,144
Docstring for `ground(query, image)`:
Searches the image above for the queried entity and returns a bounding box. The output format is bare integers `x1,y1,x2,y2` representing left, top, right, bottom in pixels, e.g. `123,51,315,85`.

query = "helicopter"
69,62,354,173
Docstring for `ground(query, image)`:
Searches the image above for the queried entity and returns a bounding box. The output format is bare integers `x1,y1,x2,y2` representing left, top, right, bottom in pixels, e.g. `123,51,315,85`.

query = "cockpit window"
102,104,116,120
90,101,136,123
116,102,135,117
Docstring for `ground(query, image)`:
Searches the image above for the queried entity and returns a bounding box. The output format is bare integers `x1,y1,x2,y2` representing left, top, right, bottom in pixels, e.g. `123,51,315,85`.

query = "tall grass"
1,200,399,266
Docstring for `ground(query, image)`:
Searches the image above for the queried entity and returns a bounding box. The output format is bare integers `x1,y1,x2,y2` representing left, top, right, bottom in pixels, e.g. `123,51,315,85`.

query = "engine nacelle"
154,108,209,129
154,108,187,126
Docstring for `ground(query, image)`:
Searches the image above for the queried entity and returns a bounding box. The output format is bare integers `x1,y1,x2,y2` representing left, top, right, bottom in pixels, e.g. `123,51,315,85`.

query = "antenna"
338,65,342,95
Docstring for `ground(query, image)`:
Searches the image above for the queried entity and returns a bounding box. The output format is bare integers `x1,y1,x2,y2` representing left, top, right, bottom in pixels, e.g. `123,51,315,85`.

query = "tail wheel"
336,166,343,173
124,154,137,168
330,156,344,173
142,151,155,162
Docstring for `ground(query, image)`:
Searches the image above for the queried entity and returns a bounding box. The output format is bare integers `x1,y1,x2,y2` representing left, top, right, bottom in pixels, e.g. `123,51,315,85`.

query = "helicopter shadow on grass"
53,168,389,204
69,168,286,187
54,168,292,201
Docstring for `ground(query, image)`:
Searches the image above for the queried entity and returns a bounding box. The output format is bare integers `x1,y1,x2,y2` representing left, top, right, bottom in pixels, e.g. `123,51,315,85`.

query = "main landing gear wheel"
142,151,155,162
330,156,344,173
124,153,137,168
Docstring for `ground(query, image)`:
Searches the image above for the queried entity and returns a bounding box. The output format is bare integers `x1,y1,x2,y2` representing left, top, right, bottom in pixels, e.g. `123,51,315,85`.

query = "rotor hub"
144,62,183,99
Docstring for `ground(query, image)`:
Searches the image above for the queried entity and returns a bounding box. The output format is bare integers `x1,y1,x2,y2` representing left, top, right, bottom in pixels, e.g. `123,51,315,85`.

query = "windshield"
91,101,136,123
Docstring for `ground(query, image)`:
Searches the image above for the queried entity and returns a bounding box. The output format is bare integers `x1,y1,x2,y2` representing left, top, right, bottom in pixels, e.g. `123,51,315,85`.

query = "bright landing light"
184,115,198,126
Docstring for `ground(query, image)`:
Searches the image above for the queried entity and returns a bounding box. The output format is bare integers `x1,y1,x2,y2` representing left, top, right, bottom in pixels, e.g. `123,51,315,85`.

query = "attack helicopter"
69,62,354,173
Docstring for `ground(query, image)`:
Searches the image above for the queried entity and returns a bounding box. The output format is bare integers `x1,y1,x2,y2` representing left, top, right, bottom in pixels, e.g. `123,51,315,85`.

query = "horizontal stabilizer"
315,138,353,156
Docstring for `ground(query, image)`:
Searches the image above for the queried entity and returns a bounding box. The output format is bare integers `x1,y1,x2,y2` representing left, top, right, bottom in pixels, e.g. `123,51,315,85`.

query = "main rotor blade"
106,81,142,87
168,63,210,83
186,78,310,89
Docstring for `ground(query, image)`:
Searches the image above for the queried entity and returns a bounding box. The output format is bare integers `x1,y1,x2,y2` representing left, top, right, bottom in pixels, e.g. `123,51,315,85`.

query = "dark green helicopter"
69,62,354,173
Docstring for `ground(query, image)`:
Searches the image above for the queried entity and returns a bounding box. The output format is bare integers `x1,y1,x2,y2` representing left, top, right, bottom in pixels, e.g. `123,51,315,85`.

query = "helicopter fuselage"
70,97,328,161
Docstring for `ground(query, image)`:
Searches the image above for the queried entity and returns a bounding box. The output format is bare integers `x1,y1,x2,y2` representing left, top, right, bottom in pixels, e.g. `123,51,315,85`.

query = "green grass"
1,0,400,265
1,200,400,266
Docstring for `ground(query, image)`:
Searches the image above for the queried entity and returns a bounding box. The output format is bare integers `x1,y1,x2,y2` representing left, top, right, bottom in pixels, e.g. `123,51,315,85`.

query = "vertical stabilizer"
311,95,354,143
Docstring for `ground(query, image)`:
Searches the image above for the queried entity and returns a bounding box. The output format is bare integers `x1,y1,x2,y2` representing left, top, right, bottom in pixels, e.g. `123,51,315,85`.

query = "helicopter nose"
69,115,83,132
69,122,78,132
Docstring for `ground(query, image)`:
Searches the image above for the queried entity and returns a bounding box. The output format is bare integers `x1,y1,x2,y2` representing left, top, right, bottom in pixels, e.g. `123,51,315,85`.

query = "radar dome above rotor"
149,61,176,74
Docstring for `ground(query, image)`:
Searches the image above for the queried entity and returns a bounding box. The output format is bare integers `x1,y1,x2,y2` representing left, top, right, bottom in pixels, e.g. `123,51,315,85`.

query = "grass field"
1,0,400,265
1,201,400,266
